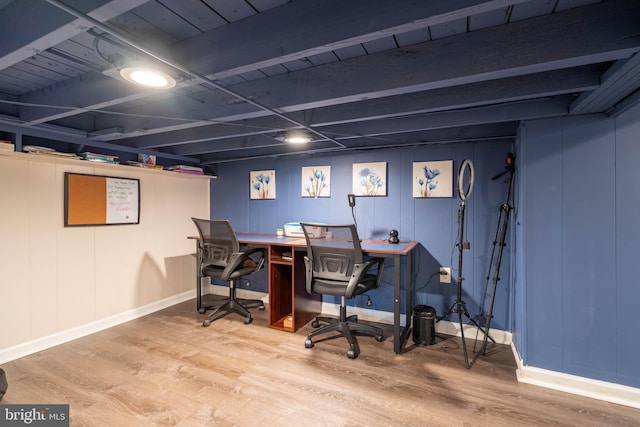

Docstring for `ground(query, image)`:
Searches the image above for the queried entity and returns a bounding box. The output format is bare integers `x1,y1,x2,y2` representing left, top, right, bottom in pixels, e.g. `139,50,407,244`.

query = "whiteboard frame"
64,172,141,227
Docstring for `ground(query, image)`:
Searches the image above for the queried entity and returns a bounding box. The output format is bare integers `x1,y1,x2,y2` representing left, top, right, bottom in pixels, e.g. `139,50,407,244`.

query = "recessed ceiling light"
120,67,176,89
285,133,311,144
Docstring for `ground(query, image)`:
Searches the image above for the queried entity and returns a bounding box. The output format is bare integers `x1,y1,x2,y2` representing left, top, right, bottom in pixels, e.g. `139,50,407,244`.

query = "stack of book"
167,165,204,175
79,152,119,164
23,145,79,159
0,140,14,151
126,161,163,170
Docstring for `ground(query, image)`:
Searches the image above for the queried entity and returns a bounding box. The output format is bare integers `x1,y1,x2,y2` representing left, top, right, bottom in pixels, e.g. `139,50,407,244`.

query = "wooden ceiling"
0,0,639,169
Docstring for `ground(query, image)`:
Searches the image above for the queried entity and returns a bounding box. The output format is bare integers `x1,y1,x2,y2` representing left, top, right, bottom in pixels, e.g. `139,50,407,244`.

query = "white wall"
0,152,209,359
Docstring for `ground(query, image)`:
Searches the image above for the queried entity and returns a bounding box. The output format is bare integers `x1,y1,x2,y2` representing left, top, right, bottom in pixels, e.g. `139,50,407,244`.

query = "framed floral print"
413,160,453,198
301,166,331,198
352,162,387,196
250,170,276,199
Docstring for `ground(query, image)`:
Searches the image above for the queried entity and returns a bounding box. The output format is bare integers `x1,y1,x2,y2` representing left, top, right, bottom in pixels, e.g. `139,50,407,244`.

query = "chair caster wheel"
198,308,206,314
347,350,357,359
375,334,384,342
202,319,211,327
258,304,265,310
244,317,253,325
311,320,320,328
305,339,314,348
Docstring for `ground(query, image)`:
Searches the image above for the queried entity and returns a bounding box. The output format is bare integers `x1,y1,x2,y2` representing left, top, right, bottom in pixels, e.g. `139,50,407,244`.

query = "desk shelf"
271,314,294,332
270,257,292,264
268,244,320,332
269,245,294,264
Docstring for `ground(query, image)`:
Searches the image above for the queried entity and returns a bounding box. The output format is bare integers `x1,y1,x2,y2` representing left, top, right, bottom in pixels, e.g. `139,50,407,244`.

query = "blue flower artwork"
301,166,331,198
412,160,453,198
250,170,276,199
352,162,387,196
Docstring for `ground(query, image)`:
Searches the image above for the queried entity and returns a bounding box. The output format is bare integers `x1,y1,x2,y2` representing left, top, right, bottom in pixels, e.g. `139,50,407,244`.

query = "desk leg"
393,251,413,354
195,240,203,312
393,253,401,354
402,250,412,352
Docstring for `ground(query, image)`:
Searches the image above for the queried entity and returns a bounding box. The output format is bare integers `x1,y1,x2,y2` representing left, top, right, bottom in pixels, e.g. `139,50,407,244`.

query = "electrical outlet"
440,267,451,283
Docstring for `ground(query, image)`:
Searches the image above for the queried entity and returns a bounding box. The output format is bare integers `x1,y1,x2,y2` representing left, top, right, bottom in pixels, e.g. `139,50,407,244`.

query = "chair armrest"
303,255,313,294
345,257,385,297
221,247,266,281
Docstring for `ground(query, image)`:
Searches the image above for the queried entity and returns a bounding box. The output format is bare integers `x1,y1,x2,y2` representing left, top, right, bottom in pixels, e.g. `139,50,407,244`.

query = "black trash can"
412,305,436,346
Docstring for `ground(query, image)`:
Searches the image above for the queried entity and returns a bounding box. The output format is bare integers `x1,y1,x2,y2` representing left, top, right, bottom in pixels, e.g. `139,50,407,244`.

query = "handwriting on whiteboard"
106,178,139,223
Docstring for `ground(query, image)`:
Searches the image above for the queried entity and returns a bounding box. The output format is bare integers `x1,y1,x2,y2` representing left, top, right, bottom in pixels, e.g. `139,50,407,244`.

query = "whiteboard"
64,172,140,226
106,177,139,224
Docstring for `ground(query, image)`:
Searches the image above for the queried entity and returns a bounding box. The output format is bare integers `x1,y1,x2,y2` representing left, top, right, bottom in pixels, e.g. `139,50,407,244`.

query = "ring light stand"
472,153,515,361
438,159,486,369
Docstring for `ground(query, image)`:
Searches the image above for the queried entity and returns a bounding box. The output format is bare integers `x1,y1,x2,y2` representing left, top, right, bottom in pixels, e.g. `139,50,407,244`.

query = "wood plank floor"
2,298,639,427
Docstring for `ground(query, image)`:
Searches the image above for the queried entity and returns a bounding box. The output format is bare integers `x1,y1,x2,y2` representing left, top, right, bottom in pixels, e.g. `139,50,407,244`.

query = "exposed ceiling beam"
124,65,600,150
0,117,198,162
81,0,640,142
179,0,531,79
13,0,527,127
228,0,638,111
1,1,636,165
171,96,568,157
323,96,571,140
20,0,638,135
19,71,161,124
0,0,147,69
195,123,517,164
41,0,348,150
570,53,640,114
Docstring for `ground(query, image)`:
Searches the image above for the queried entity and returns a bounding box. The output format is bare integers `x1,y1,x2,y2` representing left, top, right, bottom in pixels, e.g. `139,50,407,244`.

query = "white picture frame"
301,166,331,198
250,170,276,199
412,160,453,198
352,162,387,196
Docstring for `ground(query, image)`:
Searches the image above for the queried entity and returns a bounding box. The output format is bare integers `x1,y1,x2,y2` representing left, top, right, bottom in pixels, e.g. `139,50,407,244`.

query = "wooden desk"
190,233,417,354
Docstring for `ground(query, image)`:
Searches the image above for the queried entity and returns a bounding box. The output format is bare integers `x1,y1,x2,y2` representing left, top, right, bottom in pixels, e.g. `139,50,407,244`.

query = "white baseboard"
319,301,513,345
0,290,195,365
208,292,513,344
511,343,640,410
350,301,640,409
6,289,637,411
432,315,512,345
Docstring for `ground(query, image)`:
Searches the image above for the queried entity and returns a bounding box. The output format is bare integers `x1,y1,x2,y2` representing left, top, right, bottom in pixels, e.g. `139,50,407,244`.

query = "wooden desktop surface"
235,232,417,255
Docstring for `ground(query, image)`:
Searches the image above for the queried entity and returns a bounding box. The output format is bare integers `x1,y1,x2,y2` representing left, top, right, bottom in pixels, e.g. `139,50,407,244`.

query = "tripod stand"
438,160,487,369
474,153,515,358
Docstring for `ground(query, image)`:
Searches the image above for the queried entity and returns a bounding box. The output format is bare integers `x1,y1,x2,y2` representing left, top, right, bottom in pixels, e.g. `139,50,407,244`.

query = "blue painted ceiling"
0,0,638,168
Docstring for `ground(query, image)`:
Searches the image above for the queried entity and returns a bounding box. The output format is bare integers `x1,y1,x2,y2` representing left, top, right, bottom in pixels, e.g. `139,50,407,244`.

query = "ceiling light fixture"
119,66,176,89
284,133,311,144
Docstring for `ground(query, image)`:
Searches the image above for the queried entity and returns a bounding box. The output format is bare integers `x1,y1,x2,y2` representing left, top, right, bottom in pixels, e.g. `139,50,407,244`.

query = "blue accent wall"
210,141,513,329
208,104,640,391
516,104,640,389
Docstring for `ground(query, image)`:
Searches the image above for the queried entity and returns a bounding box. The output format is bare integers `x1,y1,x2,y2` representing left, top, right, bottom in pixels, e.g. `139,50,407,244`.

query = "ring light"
457,159,474,201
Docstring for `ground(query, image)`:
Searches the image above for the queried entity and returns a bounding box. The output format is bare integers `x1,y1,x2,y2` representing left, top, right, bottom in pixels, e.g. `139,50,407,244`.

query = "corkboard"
64,172,140,226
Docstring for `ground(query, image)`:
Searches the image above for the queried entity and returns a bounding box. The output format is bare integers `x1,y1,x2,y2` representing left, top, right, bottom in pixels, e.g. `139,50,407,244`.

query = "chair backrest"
191,218,240,267
299,223,363,282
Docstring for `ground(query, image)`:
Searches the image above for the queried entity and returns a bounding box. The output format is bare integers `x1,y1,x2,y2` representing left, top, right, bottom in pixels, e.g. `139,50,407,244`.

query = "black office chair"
300,222,385,359
192,218,266,326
